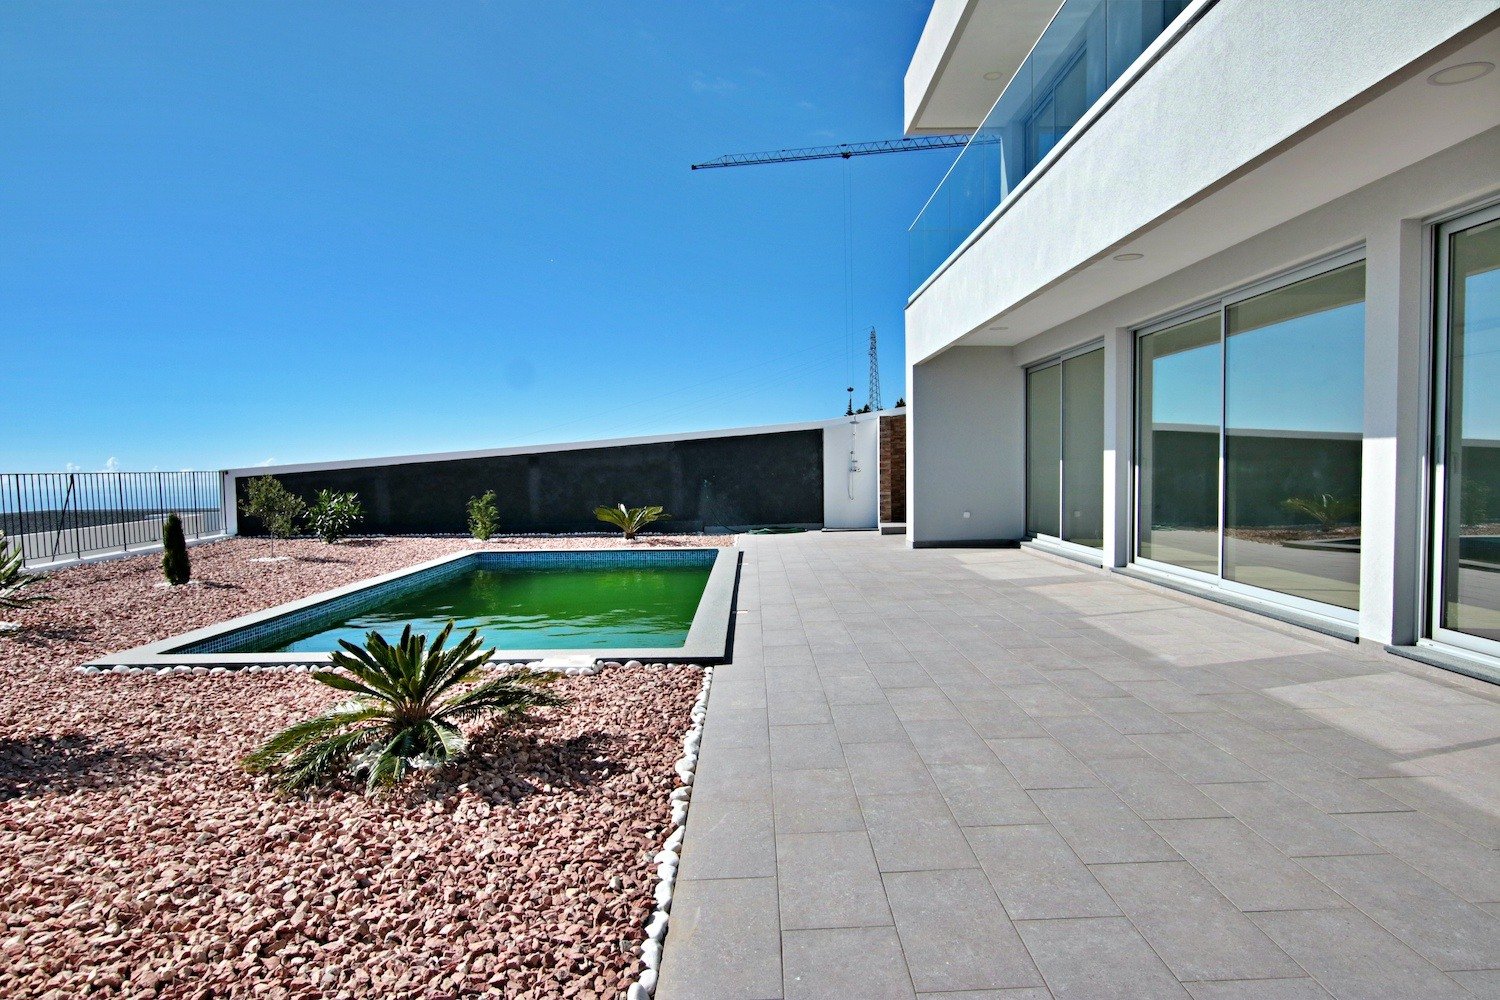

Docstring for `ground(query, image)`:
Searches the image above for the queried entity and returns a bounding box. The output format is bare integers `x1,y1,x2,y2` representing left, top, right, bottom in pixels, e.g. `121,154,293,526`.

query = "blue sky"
0,1,944,472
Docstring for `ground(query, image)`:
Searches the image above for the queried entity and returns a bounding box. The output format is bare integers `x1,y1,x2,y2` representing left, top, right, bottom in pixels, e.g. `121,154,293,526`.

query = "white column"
1102,327,1134,568
1359,218,1427,645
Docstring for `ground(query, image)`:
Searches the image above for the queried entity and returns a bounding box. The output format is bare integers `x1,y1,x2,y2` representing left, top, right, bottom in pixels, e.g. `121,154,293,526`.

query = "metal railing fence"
0,471,225,568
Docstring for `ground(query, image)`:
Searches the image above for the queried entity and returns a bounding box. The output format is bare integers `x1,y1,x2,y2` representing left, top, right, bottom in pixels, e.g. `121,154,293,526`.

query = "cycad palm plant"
593,503,668,541
244,622,565,793
0,531,47,611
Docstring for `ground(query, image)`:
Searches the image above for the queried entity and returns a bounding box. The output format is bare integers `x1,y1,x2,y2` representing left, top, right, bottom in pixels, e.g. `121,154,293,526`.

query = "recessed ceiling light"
983,71,1004,81
1113,252,1144,261
1428,61,1494,86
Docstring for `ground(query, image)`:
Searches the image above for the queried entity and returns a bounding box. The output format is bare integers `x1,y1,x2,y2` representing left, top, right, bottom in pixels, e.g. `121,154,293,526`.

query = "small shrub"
467,490,499,541
243,623,565,793
240,476,306,552
161,513,191,585
1281,493,1360,533
308,489,364,544
0,531,48,612
594,503,668,541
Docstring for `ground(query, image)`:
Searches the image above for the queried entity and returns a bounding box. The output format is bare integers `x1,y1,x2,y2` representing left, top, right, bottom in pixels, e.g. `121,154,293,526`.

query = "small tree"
0,531,48,614
308,489,364,544
594,503,668,541
240,476,306,554
467,491,499,541
161,513,192,585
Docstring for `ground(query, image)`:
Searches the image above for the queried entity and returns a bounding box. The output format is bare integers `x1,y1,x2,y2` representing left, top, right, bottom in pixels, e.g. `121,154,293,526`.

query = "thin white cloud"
690,73,739,95
257,457,277,467
102,456,120,473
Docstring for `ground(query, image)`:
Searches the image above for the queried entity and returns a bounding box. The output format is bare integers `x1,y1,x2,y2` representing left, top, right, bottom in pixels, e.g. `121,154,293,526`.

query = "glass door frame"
1129,247,1367,626
1024,339,1104,555
1427,200,1500,660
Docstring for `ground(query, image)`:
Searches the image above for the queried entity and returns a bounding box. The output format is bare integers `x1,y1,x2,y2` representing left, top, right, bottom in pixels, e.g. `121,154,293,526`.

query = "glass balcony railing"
908,0,1191,293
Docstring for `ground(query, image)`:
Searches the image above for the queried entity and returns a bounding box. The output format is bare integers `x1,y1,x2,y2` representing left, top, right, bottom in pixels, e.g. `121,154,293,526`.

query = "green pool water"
274,563,712,653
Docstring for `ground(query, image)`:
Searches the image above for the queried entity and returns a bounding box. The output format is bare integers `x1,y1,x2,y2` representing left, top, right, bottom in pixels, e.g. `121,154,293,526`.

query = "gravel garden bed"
0,535,730,999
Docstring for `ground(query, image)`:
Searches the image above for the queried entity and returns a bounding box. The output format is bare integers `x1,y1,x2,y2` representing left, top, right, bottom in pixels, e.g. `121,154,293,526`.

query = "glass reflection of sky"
1151,303,1365,434
1460,268,1500,442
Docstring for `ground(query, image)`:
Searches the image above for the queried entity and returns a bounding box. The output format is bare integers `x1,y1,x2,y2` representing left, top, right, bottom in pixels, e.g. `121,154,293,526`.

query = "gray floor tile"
1184,980,1331,999
691,741,773,801
1090,861,1302,982
768,688,833,726
845,740,939,796
884,869,1043,992
770,723,845,772
1003,682,1095,719
1040,714,1149,760
887,686,963,722
1129,732,1267,784
773,767,866,835
1252,907,1466,1000
678,793,777,880
1149,816,1344,911
904,718,997,765
1448,969,1500,999
657,877,782,1000
1233,748,1415,814
985,737,1101,789
869,660,935,689
830,700,905,744
777,830,892,930
1298,853,1500,971
1338,809,1500,904
782,926,915,1000
860,791,978,872
821,672,890,706
949,691,1048,737
1361,775,1500,848
927,761,1045,827
1089,755,1231,820
1029,787,1179,864
1086,696,1185,734
1015,916,1190,999
1199,782,1380,858
966,824,1120,919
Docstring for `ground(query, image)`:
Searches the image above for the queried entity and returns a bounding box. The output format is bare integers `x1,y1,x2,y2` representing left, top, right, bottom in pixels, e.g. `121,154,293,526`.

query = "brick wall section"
879,412,906,523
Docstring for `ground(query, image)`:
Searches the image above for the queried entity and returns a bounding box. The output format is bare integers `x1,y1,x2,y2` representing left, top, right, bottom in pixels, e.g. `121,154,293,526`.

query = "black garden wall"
234,430,824,536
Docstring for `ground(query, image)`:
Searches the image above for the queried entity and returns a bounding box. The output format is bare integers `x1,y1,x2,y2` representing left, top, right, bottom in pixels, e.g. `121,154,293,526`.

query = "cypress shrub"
162,513,191,585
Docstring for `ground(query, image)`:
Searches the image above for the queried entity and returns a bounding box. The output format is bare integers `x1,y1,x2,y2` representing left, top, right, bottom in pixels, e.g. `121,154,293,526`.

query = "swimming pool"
95,547,738,668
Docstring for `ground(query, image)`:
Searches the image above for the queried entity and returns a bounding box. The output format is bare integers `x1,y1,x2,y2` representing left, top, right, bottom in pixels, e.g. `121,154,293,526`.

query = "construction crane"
690,134,974,170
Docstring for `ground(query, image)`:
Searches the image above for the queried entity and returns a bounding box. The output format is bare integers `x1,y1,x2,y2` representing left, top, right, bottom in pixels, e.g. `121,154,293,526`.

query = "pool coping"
88,545,740,669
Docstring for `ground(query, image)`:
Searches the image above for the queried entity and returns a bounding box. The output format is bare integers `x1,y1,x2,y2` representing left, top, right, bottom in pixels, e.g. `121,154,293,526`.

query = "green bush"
243,623,565,793
594,503,668,541
240,476,306,551
0,531,47,612
308,489,364,544
467,490,499,541
161,513,191,585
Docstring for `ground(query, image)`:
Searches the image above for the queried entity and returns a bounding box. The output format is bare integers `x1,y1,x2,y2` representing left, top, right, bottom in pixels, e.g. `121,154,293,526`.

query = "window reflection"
1027,364,1062,537
1440,217,1500,640
1137,314,1221,573
1223,262,1366,610
1027,350,1104,546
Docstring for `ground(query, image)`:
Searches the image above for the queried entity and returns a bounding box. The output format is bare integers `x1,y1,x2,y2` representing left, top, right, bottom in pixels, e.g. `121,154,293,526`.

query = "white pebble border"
70,651,716,1000
70,658,688,679
621,658,712,1000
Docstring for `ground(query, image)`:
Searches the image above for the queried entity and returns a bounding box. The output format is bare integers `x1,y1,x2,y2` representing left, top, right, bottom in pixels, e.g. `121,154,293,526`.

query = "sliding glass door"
1433,205,1500,651
1134,254,1366,618
1027,347,1104,548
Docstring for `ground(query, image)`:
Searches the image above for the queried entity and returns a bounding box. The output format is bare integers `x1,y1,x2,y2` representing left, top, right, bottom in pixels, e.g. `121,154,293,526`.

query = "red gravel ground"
0,535,730,999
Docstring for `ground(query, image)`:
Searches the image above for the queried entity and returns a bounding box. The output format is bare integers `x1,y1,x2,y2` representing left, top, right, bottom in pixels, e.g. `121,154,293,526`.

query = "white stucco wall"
906,0,1500,363
912,127,1499,641
908,346,1024,545
822,417,881,530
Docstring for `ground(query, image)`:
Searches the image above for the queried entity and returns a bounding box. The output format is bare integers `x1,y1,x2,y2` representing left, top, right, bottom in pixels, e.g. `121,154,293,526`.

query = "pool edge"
88,545,739,668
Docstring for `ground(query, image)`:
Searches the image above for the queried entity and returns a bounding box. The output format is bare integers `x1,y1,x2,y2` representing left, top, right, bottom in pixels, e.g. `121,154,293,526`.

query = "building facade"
903,0,1500,680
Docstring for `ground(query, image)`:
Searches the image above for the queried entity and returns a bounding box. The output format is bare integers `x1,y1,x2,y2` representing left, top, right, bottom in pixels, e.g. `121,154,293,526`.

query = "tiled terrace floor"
657,532,1500,1000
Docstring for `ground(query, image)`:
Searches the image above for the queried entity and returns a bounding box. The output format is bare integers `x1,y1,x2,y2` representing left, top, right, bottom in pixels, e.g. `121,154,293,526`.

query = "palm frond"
243,705,387,773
